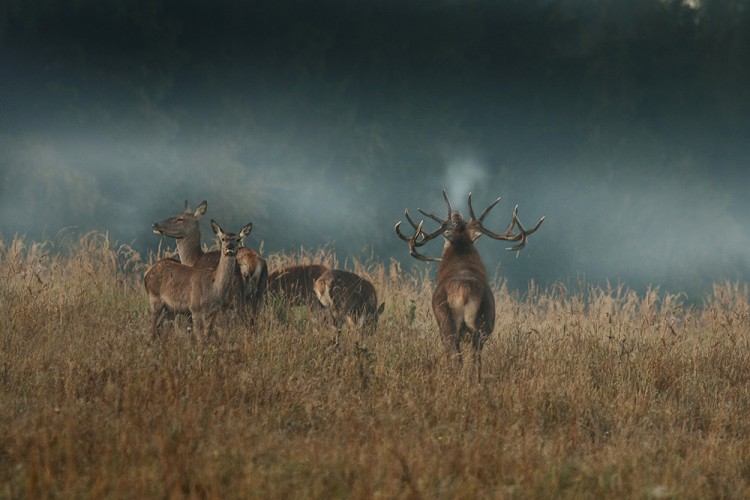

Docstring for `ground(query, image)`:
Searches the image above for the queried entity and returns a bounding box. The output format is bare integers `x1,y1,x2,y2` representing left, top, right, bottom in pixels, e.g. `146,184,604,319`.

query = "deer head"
153,200,208,239
395,190,545,262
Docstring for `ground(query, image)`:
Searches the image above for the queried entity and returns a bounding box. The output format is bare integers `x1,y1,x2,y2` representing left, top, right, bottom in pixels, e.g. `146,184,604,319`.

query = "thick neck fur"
438,237,488,280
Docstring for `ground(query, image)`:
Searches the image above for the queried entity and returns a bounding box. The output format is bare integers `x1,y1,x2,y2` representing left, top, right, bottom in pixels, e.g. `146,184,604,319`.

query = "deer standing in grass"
314,269,385,333
145,220,252,340
152,200,268,321
267,264,329,306
396,191,544,382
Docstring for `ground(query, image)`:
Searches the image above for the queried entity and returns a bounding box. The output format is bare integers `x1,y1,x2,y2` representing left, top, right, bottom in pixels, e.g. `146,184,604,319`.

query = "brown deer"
145,220,253,340
314,269,385,332
267,264,329,306
395,190,544,382
152,200,268,319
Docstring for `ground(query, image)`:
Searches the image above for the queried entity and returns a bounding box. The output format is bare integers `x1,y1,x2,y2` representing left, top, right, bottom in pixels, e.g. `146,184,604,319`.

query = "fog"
2,0,749,300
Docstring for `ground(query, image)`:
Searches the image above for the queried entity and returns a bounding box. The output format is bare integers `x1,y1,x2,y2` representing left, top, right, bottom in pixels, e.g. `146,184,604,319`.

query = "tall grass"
1,232,750,498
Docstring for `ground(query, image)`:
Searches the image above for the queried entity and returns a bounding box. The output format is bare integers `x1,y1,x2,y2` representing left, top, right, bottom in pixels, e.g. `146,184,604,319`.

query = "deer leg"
244,299,256,329
245,302,258,328
232,279,250,329
438,320,462,367
204,314,216,344
151,303,166,339
191,313,205,341
471,329,483,384
435,296,462,367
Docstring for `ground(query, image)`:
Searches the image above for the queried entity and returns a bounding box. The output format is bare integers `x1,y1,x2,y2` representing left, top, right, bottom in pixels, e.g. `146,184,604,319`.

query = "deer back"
314,270,383,326
144,258,222,314
431,228,496,335
267,264,328,305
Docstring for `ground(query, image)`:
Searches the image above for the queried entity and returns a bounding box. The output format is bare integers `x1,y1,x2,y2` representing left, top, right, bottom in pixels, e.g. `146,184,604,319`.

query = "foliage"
2,232,750,498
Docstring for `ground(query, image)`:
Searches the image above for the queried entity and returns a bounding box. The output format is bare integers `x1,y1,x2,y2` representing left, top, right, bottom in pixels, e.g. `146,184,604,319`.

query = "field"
2,232,750,499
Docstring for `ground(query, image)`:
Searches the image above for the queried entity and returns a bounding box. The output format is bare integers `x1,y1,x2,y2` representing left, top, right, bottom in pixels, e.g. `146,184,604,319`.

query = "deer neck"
442,239,478,258
175,230,204,266
213,249,237,295
440,242,486,274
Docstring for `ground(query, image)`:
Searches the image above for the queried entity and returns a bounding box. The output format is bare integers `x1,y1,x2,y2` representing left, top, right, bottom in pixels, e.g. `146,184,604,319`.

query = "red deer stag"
267,264,329,306
145,220,252,340
395,190,544,382
152,200,268,320
314,269,385,333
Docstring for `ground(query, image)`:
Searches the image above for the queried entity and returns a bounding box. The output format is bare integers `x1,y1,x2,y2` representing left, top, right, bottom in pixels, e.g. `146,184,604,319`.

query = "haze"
1,0,748,300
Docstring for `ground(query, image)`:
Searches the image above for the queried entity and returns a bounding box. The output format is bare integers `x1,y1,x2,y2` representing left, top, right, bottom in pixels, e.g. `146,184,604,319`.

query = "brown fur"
145,220,252,340
396,192,543,382
152,200,268,319
431,235,495,382
314,269,384,332
267,264,328,306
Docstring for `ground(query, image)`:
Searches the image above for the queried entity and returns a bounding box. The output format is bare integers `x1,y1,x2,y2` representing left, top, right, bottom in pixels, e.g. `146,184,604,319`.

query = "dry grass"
2,232,750,498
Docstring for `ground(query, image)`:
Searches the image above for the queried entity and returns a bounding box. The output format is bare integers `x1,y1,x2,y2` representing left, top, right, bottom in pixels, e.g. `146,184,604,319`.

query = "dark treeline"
1,0,749,298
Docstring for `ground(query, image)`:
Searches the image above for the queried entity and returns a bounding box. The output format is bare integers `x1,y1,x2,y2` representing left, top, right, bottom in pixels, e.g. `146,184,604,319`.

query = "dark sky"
2,0,749,299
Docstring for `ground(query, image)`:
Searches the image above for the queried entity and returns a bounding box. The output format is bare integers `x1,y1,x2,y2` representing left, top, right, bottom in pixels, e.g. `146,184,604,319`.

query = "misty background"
1,0,749,300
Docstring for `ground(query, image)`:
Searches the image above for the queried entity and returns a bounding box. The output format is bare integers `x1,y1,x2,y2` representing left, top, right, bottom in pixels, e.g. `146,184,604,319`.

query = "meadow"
1,231,750,499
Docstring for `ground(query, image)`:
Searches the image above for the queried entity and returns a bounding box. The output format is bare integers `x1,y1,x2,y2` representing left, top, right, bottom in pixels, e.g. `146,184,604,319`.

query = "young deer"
314,269,385,333
267,264,329,306
145,220,253,340
396,191,544,382
152,200,268,320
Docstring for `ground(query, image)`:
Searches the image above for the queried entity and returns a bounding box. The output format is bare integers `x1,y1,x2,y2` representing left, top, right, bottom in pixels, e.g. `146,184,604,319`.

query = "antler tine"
468,193,503,223
404,209,421,230
471,201,544,254
394,220,414,243
442,189,453,218
471,203,519,241
416,190,453,224
478,196,503,222
394,220,442,262
417,208,446,225
507,204,520,233
523,214,545,236
504,207,546,253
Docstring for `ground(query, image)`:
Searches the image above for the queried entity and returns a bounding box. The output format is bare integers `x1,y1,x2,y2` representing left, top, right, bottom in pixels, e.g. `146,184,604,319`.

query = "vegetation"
2,232,750,498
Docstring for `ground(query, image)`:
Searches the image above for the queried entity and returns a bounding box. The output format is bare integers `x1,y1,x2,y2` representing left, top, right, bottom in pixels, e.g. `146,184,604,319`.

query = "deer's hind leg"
150,301,169,339
471,312,493,383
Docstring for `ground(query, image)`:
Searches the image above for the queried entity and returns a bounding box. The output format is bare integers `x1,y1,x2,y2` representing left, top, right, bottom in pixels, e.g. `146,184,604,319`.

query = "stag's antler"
467,193,545,252
395,190,454,263
395,216,444,262
417,190,452,225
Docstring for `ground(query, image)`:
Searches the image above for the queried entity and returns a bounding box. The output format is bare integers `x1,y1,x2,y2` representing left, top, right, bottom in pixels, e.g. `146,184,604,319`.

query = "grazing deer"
314,269,385,332
152,200,268,319
145,220,253,340
267,264,329,306
396,190,544,382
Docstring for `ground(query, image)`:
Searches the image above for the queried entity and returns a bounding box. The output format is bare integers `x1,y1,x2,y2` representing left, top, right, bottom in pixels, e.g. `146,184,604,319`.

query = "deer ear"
240,223,253,240
211,219,223,236
469,227,483,242
195,200,207,218
184,200,192,213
